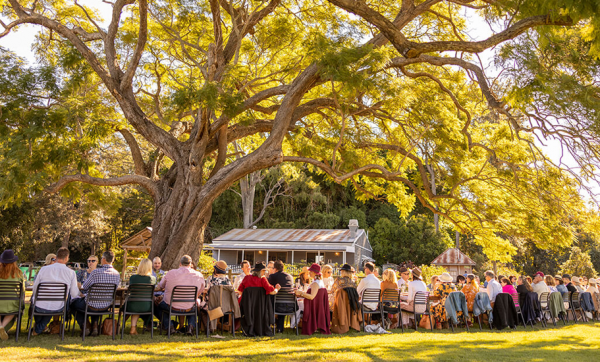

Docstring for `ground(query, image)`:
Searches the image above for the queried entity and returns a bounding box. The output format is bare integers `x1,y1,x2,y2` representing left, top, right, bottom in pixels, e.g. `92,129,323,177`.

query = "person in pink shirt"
154,255,205,335
501,277,517,295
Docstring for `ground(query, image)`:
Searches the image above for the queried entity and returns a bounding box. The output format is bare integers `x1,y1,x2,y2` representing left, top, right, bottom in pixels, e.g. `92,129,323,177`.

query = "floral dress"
432,283,459,323
461,283,479,312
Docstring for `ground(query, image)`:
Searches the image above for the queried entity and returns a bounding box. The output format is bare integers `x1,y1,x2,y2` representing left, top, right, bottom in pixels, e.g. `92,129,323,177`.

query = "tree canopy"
1,0,600,267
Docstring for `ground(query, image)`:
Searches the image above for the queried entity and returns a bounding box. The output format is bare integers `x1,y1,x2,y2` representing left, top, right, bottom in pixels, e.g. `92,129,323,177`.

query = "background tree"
1,0,599,268
559,246,597,278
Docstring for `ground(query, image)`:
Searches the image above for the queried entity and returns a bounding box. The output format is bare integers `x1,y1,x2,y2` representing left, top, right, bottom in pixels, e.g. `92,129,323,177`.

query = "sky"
0,3,595,203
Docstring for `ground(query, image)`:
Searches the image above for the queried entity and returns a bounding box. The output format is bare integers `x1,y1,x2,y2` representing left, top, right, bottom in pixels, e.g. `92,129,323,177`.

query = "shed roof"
431,248,476,266
120,227,152,250
212,228,364,244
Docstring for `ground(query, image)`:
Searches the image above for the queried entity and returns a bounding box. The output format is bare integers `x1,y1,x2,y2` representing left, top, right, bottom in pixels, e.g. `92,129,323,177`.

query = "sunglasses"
51,258,56,262
87,260,97,263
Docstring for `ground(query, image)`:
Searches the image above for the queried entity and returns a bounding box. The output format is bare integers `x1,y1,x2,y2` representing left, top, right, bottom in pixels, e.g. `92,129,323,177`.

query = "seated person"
0,250,26,340
71,250,120,336
268,261,293,333
239,263,280,297
154,255,205,335
431,272,457,329
356,262,381,311
461,274,479,312
501,277,517,295
32,247,80,337
401,267,427,327
127,258,156,335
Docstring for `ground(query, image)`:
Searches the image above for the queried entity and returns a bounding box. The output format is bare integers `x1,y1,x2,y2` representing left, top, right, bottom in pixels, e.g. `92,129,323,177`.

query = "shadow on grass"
4,317,600,361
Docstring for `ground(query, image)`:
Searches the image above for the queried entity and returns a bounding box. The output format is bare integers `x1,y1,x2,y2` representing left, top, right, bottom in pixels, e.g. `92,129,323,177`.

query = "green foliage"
198,251,216,273
370,215,452,266
559,246,598,278
339,207,367,230
306,212,341,229
419,264,448,285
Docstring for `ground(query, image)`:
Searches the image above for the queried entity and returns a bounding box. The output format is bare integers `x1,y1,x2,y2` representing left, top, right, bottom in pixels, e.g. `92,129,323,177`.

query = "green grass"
3,312,600,361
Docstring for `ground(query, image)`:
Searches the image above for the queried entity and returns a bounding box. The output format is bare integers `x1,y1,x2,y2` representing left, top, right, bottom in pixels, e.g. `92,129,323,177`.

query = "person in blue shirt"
485,270,502,304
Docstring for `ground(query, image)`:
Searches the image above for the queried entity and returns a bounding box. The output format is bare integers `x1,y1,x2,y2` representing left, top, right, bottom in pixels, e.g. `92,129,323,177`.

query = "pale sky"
0,4,595,204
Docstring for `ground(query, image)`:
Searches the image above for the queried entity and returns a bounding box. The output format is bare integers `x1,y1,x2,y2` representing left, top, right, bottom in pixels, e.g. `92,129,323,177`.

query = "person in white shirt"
531,271,549,298
357,262,381,310
397,267,410,290
485,270,502,304
31,247,80,336
400,267,427,327
233,260,251,292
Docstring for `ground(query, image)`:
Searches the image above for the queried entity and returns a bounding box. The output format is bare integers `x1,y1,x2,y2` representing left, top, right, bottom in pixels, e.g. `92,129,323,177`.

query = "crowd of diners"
1,247,599,340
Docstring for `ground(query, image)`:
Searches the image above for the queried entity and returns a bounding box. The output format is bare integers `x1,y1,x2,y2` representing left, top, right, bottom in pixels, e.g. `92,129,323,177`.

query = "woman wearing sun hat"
238,262,281,297
0,249,25,341
431,272,457,329
295,263,330,335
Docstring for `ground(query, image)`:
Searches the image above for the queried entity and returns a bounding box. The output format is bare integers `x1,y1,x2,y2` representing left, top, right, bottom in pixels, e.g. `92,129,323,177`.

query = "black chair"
27,282,69,341
562,293,573,323
0,281,24,342
71,283,117,341
381,289,402,332
359,288,383,332
160,285,198,338
273,287,298,335
539,292,555,327
120,283,155,339
401,291,433,331
510,293,529,328
570,292,587,322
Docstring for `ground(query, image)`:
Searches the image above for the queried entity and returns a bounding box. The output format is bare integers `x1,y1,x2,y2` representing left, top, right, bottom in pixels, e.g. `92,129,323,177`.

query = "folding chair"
160,285,198,338
539,292,555,327
359,289,383,332
510,293,529,328
0,281,24,342
120,283,155,339
562,292,573,323
570,292,587,322
71,283,117,341
273,287,298,335
27,282,69,341
381,289,401,332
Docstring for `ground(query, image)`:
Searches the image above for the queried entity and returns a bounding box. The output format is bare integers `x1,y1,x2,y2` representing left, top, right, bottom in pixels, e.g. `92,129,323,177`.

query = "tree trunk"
148,170,214,269
62,227,72,248
240,173,258,229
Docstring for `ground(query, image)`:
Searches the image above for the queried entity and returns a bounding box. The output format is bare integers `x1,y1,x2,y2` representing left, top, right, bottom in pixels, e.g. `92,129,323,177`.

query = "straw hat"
214,260,228,274
439,272,453,283
44,253,56,265
572,276,580,283
412,267,422,280
589,278,597,284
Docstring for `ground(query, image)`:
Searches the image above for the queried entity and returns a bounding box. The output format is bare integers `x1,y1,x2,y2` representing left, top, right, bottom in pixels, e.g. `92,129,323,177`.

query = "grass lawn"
2,315,600,362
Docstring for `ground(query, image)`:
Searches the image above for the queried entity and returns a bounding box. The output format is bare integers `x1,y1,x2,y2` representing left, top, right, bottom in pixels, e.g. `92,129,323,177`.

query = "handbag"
101,318,116,336
419,315,432,330
208,286,224,320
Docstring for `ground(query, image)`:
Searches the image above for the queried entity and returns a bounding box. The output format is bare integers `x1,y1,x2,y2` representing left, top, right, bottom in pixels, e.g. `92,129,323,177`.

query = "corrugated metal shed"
431,248,476,266
212,228,361,243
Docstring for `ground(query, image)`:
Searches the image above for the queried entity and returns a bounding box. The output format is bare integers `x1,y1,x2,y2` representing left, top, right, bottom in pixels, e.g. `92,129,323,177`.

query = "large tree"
1,0,599,268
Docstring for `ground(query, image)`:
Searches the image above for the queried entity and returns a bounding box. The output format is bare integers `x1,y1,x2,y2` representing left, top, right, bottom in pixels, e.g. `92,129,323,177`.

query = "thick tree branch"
120,0,148,91
47,173,157,198
117,128,148,176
